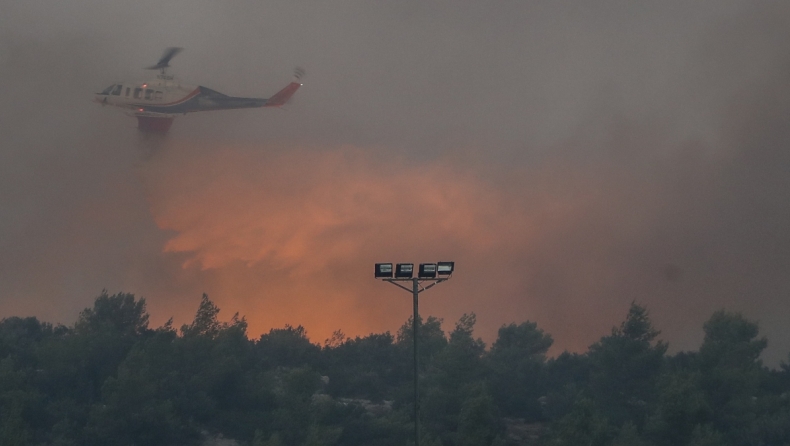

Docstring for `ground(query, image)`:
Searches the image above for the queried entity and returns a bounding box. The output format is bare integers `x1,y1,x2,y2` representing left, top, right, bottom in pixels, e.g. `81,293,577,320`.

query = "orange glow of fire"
137,143,634,350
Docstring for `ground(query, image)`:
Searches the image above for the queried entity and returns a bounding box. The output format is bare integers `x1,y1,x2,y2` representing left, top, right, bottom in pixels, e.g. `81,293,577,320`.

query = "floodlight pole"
412,278,419,446
380,276,449,446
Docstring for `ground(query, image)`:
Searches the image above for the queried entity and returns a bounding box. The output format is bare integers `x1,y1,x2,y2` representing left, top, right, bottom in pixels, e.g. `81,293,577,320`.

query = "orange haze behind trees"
136,143,608,350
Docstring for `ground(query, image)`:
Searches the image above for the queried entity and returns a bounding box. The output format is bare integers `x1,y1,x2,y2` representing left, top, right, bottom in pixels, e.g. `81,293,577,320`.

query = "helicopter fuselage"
94,75,278,116
95,73,301,133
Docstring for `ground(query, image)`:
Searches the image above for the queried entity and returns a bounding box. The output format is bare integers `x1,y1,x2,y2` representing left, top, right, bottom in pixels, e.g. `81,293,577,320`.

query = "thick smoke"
2,1,790,363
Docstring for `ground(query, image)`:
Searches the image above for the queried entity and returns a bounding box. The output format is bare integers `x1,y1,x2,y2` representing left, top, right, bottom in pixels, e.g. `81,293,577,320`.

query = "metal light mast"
374,262,455,446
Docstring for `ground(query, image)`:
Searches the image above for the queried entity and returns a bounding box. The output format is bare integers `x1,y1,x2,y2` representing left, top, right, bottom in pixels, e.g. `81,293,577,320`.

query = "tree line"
0,291,788,445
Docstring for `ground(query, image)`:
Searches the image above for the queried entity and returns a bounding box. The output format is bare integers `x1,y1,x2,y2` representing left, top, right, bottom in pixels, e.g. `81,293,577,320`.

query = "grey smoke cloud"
1,0,790,364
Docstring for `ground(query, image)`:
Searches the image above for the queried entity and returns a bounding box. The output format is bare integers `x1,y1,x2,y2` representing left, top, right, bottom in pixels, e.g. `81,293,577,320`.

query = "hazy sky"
2,1,790,364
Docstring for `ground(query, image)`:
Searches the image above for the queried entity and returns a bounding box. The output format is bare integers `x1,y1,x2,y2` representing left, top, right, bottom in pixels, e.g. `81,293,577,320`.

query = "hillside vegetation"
1,292,788,445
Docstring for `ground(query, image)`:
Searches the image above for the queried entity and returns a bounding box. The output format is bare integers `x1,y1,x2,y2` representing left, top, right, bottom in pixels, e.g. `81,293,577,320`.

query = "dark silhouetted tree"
488,320,553,419
698,310,767,444
75,291,149,337
587,302,667,429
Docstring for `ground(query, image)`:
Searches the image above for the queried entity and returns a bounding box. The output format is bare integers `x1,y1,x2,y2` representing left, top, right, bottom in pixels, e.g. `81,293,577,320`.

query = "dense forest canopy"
1,292,789,445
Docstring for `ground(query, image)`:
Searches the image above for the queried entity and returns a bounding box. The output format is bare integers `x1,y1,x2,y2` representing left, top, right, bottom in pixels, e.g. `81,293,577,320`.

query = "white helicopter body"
95,48,302,133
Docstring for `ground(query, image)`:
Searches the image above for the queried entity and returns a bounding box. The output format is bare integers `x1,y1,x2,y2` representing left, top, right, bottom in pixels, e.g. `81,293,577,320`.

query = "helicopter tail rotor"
293,66,306,82
264,68,305,107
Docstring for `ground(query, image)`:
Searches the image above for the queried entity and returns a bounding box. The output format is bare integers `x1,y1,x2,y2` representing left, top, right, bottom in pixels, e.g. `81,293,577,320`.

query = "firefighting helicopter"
94,47,303,133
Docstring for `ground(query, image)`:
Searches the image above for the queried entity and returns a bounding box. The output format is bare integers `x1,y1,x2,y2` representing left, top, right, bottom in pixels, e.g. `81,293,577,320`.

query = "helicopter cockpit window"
111,85,122,96
100,85,115,95
145,89,154,100
134,88,142,99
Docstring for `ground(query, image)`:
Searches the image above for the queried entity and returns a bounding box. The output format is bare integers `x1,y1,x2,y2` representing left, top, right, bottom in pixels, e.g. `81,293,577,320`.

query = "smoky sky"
2,1,790,364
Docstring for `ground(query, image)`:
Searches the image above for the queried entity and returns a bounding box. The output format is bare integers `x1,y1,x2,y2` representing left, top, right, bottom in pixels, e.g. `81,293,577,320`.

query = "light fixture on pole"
374,260,454,446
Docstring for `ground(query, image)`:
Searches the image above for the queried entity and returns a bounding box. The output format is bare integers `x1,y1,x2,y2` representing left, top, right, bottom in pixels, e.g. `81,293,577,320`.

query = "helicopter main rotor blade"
146,47,183,70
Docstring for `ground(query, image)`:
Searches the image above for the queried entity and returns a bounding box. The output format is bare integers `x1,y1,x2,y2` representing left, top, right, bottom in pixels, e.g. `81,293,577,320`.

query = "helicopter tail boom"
264,82,302,107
